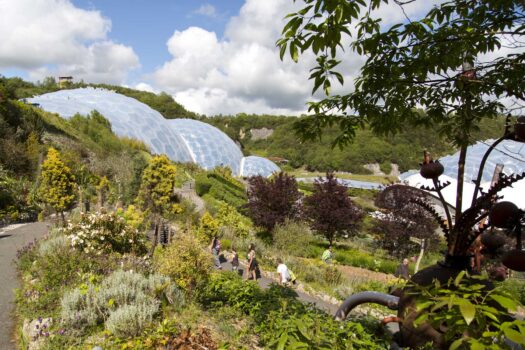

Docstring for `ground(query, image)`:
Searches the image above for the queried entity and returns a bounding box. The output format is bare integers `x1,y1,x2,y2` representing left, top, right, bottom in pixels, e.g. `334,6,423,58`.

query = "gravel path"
0,222,49,350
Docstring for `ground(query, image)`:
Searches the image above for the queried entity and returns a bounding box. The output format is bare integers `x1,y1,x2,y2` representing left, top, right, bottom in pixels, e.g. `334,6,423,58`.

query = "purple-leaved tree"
304,172,363,245
246,172,302,232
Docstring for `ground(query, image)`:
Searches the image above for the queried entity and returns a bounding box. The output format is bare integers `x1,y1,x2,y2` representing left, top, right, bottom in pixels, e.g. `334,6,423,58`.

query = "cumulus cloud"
0,0,139,84
151,0,468,116
194,4,217,18
153,0,315,115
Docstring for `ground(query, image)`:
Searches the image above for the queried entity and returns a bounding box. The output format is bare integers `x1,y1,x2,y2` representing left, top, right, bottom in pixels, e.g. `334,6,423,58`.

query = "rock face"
363,163,400,176
250,128,274,140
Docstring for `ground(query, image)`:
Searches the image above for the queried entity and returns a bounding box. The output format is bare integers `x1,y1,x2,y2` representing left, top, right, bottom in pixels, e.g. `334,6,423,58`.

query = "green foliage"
412,271,525,349
137,155,181,218
38,147,76,215
194,173,212,196
499,278,525,306
198,272,388,349
215,201,252,238
63,211,148,255
196,212,220,242
61,270,182,337
272,220,314,257
153,233,212,293
279,1,523,148
116,204,147,231
207,114,505,174
197,171,247,210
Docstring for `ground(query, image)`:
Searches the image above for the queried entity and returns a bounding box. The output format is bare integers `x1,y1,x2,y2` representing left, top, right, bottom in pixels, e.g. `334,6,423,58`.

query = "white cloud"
151,0,470,116
154,0,313,115
0,0,139,84
194,4,217,18
134,82,157,94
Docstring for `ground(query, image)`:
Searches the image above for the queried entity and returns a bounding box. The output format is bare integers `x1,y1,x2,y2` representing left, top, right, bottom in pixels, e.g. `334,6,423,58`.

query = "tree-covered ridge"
204,113,507,174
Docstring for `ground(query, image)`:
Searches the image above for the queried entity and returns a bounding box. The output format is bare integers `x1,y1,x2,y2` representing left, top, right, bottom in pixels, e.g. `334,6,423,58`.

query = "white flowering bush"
63,211,147,255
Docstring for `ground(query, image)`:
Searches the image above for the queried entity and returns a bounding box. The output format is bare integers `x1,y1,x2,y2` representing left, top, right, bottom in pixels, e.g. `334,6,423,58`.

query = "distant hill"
203,113,507,174
1,75,508,175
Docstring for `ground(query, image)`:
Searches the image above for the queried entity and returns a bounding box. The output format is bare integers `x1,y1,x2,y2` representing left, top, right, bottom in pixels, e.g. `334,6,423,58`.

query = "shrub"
197,272,387,349
105,303,159,337
215,201,252,238
272,220,314,257
37,234,70,258
153,233,212,293
63,211,147,255
499,278,525,306
412,272,525,349
246,172,302,232
195,173,212,196
60,270,181,336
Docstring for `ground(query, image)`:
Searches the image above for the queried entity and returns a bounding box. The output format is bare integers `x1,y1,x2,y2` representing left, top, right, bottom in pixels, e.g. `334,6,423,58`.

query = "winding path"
0,222,49,350
218,257,339,314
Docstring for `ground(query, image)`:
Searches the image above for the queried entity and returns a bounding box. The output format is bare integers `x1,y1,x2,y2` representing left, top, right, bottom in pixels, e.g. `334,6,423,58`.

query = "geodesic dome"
240,156,281,177
167,118,244,176
28,88,279,177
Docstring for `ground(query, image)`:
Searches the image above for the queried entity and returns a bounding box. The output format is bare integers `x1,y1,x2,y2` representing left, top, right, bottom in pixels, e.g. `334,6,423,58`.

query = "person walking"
394,258,410,280
231,247,239,272
211,236,222,269
276,258,291,286
247,243,258,280
322,245,334,264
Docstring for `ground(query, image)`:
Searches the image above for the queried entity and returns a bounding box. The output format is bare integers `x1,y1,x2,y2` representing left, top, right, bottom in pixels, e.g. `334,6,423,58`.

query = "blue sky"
0,0,442,116
70,0,244,75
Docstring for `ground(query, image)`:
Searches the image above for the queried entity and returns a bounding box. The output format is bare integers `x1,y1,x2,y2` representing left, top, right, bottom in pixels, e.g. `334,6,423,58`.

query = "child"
231,247,239,271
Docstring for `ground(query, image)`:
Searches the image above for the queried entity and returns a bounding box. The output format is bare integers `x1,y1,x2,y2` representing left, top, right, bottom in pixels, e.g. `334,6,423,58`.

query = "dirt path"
0,222,49,350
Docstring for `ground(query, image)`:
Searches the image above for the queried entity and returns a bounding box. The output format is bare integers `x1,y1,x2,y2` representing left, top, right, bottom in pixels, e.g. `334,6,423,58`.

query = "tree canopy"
38,148,76,219
304,172,363,245
278,0,524,147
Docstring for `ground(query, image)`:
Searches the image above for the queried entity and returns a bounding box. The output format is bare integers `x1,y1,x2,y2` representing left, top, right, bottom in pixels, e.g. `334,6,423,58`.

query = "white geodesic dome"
28,88,279,177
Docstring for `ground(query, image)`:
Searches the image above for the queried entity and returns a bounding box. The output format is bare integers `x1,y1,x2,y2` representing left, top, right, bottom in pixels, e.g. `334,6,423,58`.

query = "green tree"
279,0,525,253
137,155,180,249
38,148,76,222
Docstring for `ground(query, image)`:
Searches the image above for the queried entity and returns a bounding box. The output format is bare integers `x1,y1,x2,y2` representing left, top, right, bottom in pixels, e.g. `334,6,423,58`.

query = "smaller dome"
240,156,280,178
167,119,244,175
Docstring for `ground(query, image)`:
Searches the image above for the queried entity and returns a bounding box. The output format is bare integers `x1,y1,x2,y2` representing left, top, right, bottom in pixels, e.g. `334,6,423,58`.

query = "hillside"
204,113,508,174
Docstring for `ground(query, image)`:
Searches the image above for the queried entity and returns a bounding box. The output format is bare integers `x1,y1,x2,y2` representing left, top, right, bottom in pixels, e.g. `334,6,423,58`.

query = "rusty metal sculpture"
335,116,525,348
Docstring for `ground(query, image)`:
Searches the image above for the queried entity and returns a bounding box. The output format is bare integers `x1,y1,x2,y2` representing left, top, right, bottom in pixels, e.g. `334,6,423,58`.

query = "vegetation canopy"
279,0,525,148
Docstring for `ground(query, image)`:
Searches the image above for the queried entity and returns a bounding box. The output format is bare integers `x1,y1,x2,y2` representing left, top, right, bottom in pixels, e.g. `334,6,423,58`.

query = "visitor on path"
276,258,291,286
211,236,222,269
247,243,258,280
394,258,410,280
322,245,333,264
231,247,239,271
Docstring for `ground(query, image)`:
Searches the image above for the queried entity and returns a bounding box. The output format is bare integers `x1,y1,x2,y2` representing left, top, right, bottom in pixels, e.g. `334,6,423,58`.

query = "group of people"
210,237,298,285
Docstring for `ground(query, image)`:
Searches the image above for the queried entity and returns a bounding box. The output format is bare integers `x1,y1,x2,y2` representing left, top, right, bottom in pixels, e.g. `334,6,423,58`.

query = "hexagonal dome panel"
27,87,193,163
167,118,244,175
240,156,280,177
28,88,281,177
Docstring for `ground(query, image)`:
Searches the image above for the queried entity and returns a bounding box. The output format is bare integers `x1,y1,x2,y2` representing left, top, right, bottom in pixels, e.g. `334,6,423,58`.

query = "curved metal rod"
433,178,453,232
471,135,508,206
334,291,400,321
